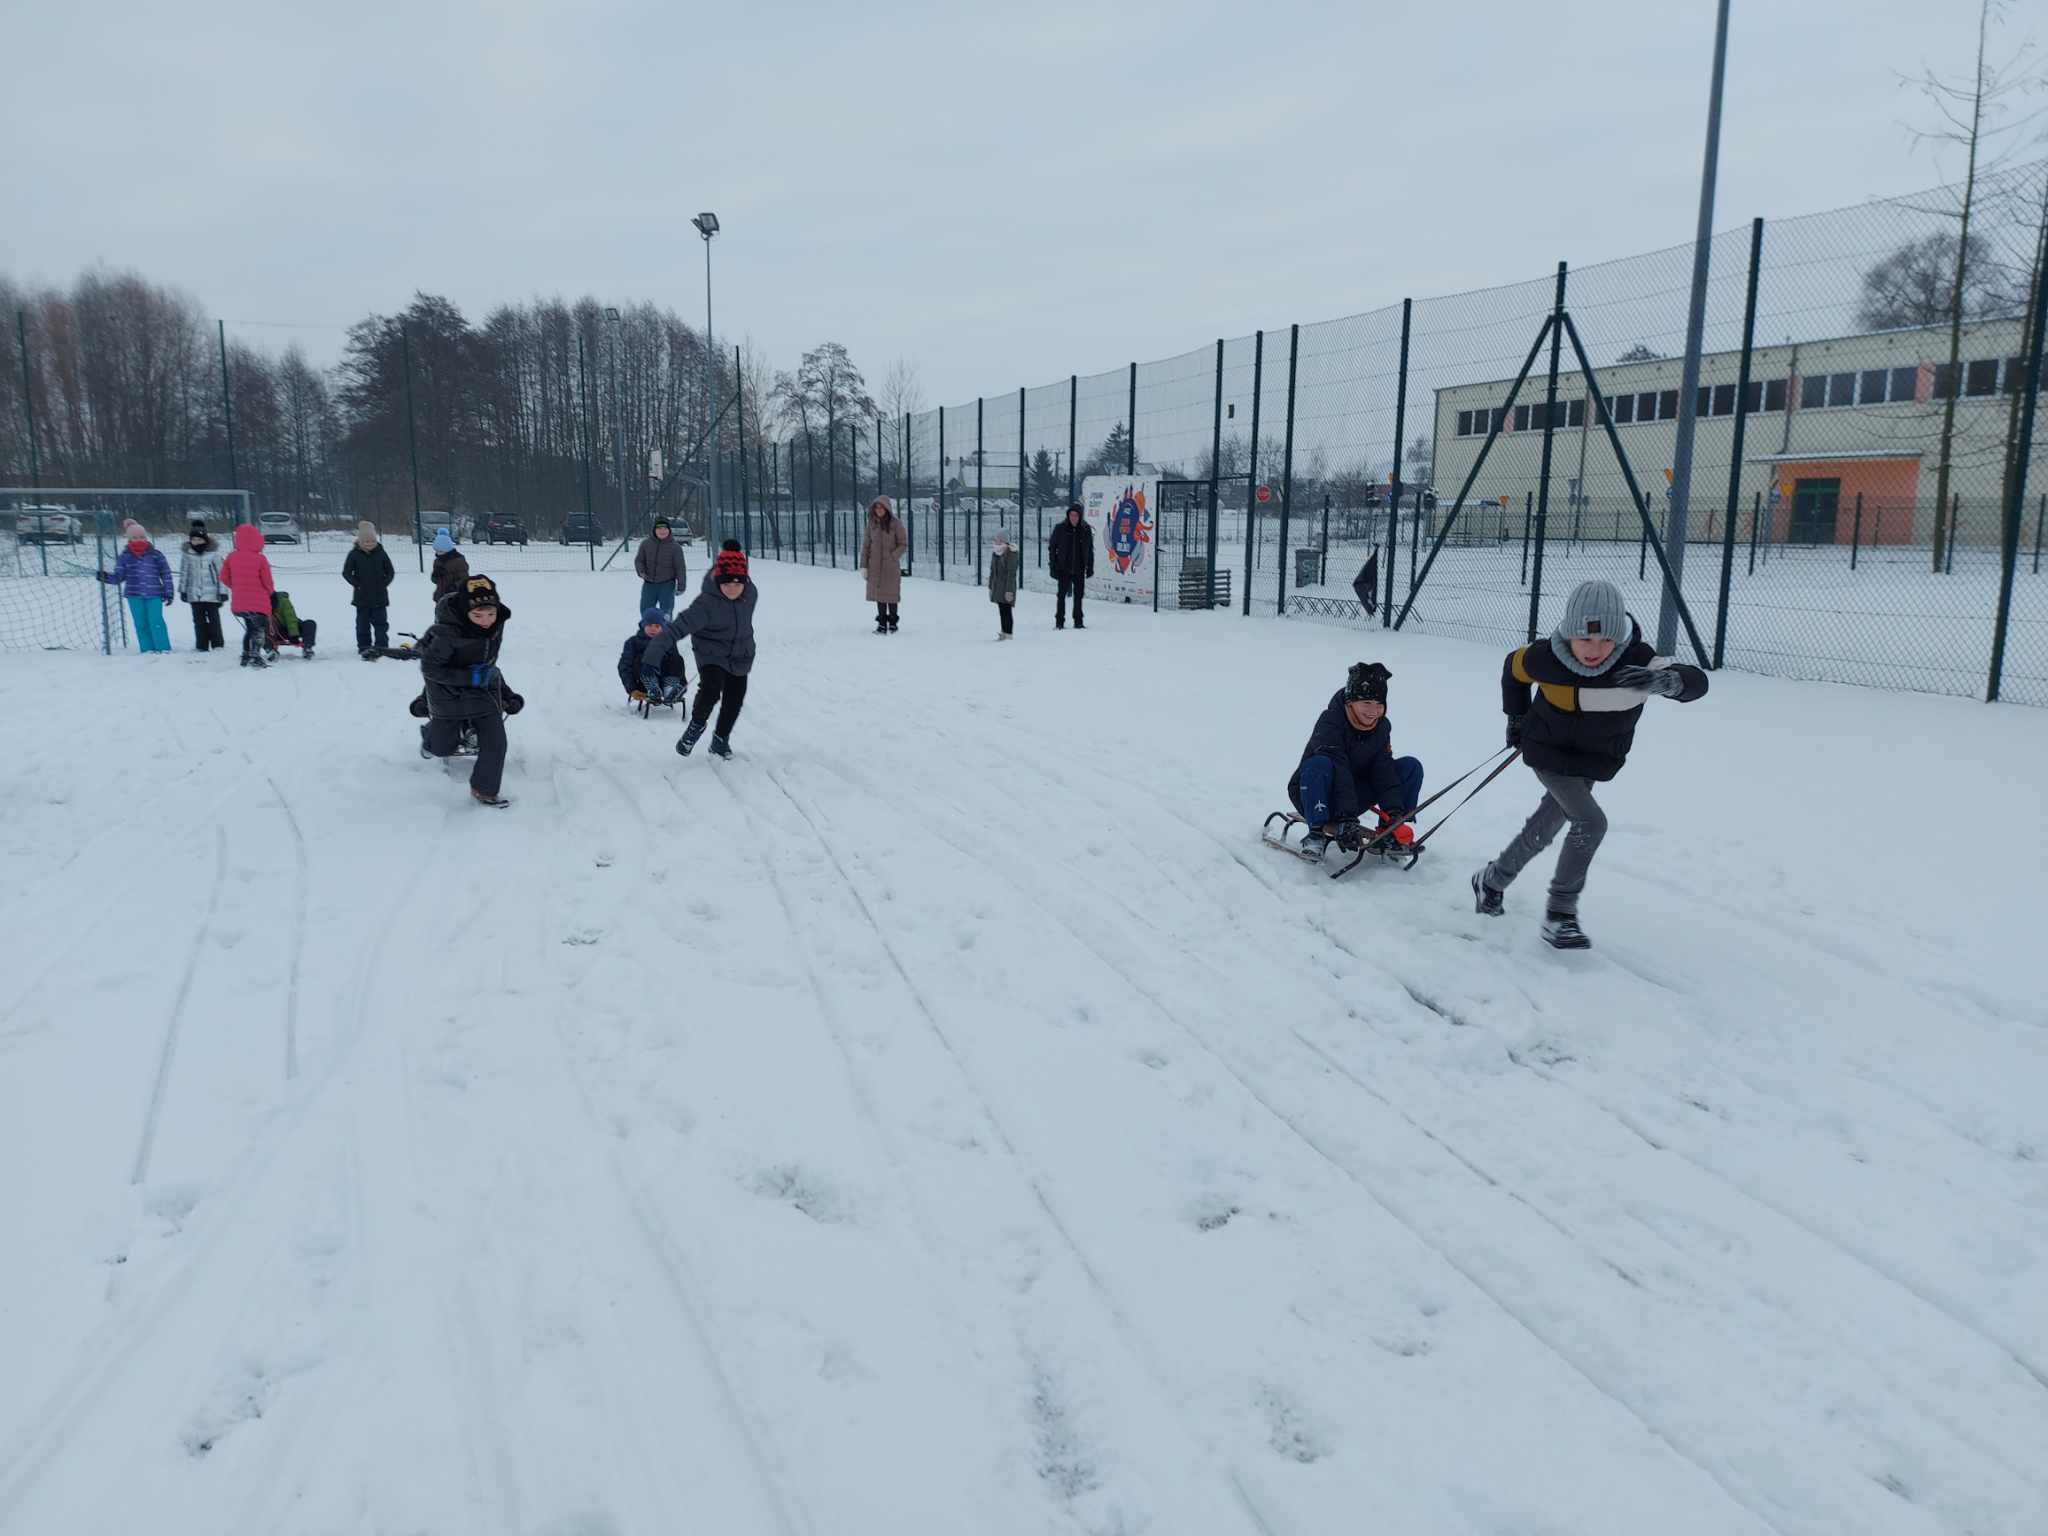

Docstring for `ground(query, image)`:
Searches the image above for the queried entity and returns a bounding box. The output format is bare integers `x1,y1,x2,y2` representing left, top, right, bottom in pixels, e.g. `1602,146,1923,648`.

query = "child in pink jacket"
219,523,277,669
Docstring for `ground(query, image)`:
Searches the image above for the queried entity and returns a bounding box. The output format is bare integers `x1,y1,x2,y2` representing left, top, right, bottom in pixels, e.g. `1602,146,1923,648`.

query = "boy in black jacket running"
405,576,524,807
1473,579,1707,948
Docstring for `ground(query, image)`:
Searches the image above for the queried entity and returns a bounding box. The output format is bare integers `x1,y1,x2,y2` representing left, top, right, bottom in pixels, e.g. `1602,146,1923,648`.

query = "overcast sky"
2,0,2033,404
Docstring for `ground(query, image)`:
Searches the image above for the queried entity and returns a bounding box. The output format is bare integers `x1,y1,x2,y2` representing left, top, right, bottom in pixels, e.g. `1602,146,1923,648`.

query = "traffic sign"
1256,484,1272,504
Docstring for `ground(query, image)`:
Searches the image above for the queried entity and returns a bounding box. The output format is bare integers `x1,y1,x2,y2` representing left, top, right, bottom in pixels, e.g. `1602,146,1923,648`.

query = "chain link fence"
729,158,2047,705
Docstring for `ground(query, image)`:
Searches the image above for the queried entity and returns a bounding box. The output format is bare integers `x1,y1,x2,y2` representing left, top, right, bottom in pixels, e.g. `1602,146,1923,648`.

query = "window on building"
1859,369,1890,404
1712,383,1736,417
1765,378,1788,412
1889,366,1917,403
1932,362,1959,400
1800,374,1827,409
1657,389,1678,421
1614,392,1636,424
1456,410,1472,437
1513,404,1531,432
1827,372,1856,407
1965,359,1999,397
2005,358,2027,394
1490,408,1505,432
1567,398,1585,428
1743,381,1763,413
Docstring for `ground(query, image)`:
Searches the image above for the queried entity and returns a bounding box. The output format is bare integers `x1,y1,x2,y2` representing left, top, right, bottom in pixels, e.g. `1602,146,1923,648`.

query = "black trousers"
998,601,1013,635
354,605,389,652
1056,576,1085,626
239,611,271,661
691,664,749,737
190,602,225,650
427,710,507,796
874,601,898,628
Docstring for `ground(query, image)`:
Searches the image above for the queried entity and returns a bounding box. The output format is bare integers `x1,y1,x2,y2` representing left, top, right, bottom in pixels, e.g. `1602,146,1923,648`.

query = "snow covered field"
2,558,2045,1535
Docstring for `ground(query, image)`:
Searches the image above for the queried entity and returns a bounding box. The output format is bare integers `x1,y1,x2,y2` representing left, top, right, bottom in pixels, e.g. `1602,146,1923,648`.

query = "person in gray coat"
634,516,685,617
647,542,757,760
988,531,1020,639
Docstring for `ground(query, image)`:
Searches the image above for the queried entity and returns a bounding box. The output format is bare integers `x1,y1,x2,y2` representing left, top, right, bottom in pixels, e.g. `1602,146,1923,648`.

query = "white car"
13,507,82,545
257,512,302,545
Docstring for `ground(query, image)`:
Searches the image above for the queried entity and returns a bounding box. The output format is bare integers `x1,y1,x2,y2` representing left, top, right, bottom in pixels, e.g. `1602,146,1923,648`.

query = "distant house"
1431,316,2043,548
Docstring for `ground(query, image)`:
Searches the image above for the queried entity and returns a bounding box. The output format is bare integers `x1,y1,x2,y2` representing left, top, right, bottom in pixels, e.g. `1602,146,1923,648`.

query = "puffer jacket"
343,540,396,608
634,532,684,585
1287,690,1405,826
101,543,175,601
417,592,520,721
430,547,470,600
179,538,225,603
218,524,276,615
1049,518,1095,580
647,577,757,677
1502,619,1708,781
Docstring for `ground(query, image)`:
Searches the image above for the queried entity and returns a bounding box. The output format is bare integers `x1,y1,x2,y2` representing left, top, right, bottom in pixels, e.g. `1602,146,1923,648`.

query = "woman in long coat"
859,496,908,634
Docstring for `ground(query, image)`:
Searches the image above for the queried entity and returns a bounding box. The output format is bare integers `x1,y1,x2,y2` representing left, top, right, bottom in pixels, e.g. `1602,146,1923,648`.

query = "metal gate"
1156,475,1247,610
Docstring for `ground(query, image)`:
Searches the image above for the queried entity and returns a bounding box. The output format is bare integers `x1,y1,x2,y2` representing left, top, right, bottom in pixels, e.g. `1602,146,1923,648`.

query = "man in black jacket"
1473,578,1707,948
412,578,524,807
1287,661,1423,859
1048,503,1095,630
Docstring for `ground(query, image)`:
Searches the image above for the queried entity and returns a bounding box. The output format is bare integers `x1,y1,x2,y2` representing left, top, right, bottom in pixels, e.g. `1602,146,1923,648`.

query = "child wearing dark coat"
405,577,524,807
619,607,688,705
1473,579,1708,949
647,542,757,760
1287,661,1424,859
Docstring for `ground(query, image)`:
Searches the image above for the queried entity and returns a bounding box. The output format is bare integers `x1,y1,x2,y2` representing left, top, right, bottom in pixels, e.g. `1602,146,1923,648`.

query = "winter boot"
471,788,512,809
419,724,434,761
708,734,733,760
1299,830,1330,861
676,720,706,757
1541,911,1590,950
1471,868,1505,916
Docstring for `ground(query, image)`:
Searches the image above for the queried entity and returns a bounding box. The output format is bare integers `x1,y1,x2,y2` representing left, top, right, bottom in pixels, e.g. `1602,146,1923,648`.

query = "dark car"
481,514,528,546
558,513,602,546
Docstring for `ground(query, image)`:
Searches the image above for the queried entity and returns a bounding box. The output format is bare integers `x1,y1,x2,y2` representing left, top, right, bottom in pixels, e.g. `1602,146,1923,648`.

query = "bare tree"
1855,230,2020,329
1615,343,1665,363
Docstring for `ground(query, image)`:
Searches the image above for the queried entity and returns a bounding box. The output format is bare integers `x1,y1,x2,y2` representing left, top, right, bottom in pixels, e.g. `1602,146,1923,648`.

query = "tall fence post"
1987,221,2046,702
735,347,749,550
1520,492,1532,585
805,432,817,566
95,511,111,654
1638,508,1649,581
1386,298,1412,626
217,319,239,494
577,332,597,571
1525,262,1568,642
902,415,912,575
1321,494,1330,564
1244,331,1262,616
1017,386,1026,555
976,396,985,584
2033,493,2044,576
1714,216,1764,668
1748,491,1761,575
1850,493,1863,571
1206,339,1223,609
1127,362,1137,476
1946,493,1960,575
937,406,946,582
1277,323,1299,618
401,321,425,573
16,308,48,578
826,412,838,568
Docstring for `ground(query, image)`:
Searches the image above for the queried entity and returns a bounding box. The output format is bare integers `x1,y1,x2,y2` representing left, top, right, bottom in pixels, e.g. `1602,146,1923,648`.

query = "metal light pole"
692,212,720,544
1658,0,1732,655
605,307,627,546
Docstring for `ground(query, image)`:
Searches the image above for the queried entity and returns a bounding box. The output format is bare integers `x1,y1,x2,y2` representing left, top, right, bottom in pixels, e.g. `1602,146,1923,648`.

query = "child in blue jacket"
99,520,176,653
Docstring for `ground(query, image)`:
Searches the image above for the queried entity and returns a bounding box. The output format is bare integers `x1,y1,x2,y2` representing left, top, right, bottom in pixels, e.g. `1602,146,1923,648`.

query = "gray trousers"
1484,768,1608,914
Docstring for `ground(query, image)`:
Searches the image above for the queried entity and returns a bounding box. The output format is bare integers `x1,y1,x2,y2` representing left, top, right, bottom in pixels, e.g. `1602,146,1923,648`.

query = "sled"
1261,811,1423,879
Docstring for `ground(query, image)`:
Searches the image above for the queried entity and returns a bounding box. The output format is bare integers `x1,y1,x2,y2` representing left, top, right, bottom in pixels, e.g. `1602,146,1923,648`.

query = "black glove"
502,690,524,716
1611,664,1685,698
1505,715,1524,749
408,692,430,719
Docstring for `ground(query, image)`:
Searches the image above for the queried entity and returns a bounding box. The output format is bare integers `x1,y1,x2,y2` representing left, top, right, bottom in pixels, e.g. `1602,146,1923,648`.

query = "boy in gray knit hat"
1473,578,1707,949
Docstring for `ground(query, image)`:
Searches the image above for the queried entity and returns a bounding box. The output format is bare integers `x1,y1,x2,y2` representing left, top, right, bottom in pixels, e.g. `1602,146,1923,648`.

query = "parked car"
481,514,529,546
257,512,302,545
558,513,603,545
13,507,83,545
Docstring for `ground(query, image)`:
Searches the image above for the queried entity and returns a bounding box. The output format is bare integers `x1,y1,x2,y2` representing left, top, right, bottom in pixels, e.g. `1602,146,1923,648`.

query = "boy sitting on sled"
1287,662,1424,859
620,607,688,709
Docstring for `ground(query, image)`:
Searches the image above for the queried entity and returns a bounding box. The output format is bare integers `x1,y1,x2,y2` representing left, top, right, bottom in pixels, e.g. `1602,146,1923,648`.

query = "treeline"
0,271,782,537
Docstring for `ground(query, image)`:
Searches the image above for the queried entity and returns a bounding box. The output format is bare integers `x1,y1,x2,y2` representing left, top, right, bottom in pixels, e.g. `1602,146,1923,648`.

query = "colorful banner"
1079,475,1154,606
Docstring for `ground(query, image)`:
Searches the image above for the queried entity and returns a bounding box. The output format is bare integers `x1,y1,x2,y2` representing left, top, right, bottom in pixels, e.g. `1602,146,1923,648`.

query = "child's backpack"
271,590,302,639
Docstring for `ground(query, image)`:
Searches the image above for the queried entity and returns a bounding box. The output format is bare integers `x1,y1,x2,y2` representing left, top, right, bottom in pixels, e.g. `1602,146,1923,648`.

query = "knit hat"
1550,580,1630,676
641,607,667,627
356,520,380,548
713,546,749,583
1067,501,1084,516
721,538,742,553
433,528,455,554
1344,661,1391,705
122,519,150,544
653,516,671,533
463,580,500,612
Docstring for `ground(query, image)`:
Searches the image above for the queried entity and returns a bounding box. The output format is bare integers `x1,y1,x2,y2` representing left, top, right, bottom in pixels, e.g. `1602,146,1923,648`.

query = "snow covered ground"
2,557,2044,1536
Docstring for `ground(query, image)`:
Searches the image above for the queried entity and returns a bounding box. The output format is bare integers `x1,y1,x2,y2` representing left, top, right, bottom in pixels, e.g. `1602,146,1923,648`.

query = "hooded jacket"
646,576,757,677
100,539,175,601
430,546,470,600
634,529,684,585
989,543,1020,604
859,503,907,604
343,530,396,609
417,591,519,720
219,524,276,615
179,534,225,603
1287,690,1405,826
1049,516,1095,581
1501,618,1708,781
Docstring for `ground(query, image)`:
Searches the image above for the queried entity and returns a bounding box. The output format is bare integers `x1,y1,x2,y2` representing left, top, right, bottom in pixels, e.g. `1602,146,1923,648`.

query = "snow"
1,554,2044,1536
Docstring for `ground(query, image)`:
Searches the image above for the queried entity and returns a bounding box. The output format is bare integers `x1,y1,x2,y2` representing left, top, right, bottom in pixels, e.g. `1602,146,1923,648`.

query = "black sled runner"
1261,812,1421,878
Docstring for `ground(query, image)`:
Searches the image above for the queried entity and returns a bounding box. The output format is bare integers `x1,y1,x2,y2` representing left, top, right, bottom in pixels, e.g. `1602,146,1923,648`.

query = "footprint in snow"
562,927,604,947
749,1163,846,1223
1257,1384,1331,1465
1189,1194,1240,1233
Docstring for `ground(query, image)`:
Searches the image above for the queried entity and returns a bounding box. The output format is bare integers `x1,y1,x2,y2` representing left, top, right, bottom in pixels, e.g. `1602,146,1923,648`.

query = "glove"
1611,664,1686,698
502,691,525,716
1505,715,1524,748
